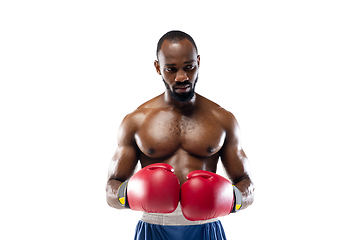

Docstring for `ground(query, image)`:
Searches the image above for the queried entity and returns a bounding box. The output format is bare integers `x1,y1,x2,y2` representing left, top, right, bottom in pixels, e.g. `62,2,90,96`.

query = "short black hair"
156,30,198,59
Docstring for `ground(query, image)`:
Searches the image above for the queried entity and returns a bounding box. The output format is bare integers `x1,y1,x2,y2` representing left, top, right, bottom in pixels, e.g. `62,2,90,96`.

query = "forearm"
234,177,255,210
106,179,125,210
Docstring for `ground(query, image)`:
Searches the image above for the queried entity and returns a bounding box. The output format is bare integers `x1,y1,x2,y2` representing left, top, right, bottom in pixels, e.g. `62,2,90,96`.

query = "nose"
175,70,189,83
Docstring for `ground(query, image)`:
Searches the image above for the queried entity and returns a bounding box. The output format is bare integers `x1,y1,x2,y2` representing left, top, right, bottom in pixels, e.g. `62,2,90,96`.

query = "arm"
106,114,139,209
220,112,255,210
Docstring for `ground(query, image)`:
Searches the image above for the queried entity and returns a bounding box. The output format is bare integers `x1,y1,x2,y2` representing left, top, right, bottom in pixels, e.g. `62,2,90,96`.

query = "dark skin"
106,39,255,211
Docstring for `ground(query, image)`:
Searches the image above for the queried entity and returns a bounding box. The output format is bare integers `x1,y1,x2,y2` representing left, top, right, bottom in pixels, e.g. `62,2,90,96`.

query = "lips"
174,84,191,93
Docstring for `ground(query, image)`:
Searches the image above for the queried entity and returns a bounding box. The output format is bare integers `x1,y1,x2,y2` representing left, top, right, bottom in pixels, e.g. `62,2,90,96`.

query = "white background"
1,1,359,239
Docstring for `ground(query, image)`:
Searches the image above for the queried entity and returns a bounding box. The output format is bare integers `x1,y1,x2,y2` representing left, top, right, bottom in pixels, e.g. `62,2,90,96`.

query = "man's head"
156,30,198,60
155,31,200,103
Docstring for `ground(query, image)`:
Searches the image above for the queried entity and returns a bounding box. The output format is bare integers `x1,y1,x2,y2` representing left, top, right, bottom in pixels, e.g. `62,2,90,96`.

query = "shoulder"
203,103,242,146
119,94,164,132
137,93,164,109
197,94,238,129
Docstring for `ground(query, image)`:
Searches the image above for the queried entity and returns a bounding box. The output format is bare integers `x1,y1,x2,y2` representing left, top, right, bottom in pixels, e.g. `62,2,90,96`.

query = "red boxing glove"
180,170,234,221
125,163,180,213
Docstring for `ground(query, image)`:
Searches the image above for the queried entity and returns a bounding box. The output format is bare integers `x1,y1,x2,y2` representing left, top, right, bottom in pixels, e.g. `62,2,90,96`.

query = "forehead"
158,39,197,64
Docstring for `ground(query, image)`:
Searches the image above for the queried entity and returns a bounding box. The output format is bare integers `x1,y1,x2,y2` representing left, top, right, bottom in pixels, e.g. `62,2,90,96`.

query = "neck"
164,90,197,109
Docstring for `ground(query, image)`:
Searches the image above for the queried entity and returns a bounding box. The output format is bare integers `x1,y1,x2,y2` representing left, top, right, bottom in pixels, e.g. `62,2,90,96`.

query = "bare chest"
135,111,226,158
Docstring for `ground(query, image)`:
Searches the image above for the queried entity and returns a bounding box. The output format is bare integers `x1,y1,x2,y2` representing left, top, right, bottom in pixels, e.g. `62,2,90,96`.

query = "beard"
163,76,198,103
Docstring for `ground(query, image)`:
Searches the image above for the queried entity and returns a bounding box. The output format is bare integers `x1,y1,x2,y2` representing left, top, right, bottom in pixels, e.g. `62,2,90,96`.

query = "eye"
165,67,176,72
185,65,195,71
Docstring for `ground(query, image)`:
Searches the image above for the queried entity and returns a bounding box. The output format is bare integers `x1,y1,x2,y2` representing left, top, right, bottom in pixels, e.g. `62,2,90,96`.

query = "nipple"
207,147,215,154
148,148,155,155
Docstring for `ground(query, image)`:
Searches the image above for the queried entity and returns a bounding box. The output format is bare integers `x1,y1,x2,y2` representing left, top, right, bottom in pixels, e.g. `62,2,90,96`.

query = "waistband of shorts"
140,204,218,226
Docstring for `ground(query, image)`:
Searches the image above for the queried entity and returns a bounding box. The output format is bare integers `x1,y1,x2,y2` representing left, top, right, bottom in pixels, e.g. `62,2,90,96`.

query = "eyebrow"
184,60,195,64
165,60,195,66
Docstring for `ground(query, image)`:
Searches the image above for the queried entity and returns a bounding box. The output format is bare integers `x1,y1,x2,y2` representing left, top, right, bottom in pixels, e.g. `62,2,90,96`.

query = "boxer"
106,30,254,240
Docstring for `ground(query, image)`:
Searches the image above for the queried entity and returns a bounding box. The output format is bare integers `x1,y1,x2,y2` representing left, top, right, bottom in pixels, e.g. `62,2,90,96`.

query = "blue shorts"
133,220,227,240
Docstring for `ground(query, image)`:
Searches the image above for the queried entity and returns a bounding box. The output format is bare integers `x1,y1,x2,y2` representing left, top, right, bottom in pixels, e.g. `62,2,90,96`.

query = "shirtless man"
106,30,254,240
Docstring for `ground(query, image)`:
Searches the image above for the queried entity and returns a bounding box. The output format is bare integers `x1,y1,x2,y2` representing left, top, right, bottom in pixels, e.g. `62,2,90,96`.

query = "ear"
154,60,161,75
197,55,200,68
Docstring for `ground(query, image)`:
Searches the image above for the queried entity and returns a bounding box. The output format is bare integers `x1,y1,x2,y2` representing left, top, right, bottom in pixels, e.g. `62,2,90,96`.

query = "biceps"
108,145,139,181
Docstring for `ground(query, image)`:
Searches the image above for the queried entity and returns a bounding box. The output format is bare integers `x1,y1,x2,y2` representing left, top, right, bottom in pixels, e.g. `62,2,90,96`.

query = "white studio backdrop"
1,1,359,239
